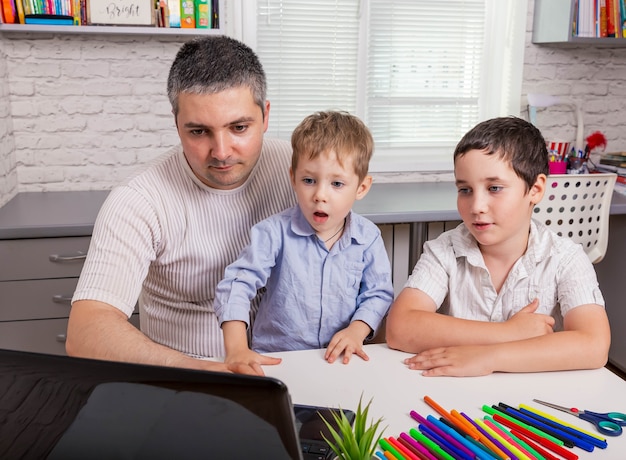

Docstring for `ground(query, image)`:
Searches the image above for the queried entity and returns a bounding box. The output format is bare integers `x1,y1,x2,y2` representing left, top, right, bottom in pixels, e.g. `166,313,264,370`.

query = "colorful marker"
520,404,605,442
387,435,422,460
486,416,546,460
397,435,433,460
379,437,406,460
419,423,468,460
478,418,534,460
399,432,438,460
492,414,578,460
410,427,456,460
483,405,564,446
457,412,515,460
434,417,499,460
498,404,594,452
517,405,607,449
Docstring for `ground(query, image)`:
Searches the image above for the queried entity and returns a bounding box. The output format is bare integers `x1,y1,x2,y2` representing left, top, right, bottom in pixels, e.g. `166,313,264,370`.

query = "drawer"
0,314,140,356
0,318,70,356
0,278,78,321
0,237,90,281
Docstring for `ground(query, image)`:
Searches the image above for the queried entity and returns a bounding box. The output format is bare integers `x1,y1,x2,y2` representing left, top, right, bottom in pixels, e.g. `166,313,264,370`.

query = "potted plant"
319,395,387,460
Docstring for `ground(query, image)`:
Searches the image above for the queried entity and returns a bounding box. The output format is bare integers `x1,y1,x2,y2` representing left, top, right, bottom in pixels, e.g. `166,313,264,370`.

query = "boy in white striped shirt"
386,116,610,376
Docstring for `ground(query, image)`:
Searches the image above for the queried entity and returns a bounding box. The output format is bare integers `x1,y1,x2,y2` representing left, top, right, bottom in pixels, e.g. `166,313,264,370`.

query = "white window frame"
223,0,528,173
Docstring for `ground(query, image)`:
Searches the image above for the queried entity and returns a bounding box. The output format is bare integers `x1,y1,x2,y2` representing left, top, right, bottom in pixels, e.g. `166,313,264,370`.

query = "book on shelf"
2,0,219,27
619,0,626,38
576,0,625,37
25,14,73,24
1,0,16,23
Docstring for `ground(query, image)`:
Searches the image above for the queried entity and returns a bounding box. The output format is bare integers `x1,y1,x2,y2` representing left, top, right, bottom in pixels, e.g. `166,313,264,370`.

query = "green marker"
409,427,455,460
378,438,402,459
486,416,546,460
481,405,564,446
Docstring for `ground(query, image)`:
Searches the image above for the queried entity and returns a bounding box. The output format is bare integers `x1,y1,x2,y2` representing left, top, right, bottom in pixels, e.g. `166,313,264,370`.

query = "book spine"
621,0,626,36
180,0,194,27
1,0,16,23
15,0,25,22
600,0,608,37
168,0,180,27
194,0,209,28
607,0,616,36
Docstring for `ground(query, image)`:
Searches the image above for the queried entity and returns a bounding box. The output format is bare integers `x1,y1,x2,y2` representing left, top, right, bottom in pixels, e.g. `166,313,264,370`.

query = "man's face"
175,87,270,190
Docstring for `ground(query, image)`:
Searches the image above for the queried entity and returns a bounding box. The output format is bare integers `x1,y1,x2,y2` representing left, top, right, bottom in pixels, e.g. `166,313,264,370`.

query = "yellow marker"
474,419,530,460
520,403,606,442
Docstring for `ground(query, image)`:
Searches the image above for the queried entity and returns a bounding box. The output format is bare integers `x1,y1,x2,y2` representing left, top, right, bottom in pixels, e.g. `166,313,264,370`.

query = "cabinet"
0,191,138,355
0,237,89,355
533,0,626,45
0,236,139,355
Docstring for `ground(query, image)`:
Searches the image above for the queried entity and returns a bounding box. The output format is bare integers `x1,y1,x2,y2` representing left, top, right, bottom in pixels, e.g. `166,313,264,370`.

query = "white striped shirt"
72,139,297,358
405,220,605,331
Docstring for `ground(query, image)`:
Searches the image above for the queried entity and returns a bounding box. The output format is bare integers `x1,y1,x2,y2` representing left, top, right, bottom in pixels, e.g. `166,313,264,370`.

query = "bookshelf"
533,0,626,46
0,23,222,35
0,0,223,36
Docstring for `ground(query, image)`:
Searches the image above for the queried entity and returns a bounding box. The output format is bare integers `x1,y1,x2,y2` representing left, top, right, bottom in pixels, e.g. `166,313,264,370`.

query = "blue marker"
499,404,595,452
428,415,498,460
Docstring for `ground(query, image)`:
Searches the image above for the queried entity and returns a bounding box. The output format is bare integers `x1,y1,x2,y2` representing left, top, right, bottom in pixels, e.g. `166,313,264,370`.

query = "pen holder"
567,157,588,174
548,161,567,175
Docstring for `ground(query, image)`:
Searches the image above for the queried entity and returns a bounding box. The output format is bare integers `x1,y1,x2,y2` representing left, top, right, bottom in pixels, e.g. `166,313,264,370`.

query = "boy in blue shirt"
386,116,611,376
215,111,393,375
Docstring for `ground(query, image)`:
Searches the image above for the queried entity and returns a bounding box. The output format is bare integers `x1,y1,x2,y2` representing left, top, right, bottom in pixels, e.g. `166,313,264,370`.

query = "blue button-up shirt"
215,205,394,353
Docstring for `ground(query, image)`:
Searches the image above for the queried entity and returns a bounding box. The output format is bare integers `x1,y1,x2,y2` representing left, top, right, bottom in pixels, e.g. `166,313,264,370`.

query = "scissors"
533,399,626,437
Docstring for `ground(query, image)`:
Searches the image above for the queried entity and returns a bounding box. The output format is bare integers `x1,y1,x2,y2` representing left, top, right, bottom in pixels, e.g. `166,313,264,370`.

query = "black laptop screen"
0,349,301,459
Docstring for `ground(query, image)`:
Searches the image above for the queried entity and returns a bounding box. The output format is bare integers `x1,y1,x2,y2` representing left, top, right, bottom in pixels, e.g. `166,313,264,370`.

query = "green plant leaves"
319,394,386,460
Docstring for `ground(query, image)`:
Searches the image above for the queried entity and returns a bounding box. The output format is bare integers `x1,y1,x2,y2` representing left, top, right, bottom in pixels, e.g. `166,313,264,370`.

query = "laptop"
0,348,353,460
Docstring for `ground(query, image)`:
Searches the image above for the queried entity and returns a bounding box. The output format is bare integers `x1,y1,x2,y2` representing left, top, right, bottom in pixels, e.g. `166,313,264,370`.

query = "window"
231,0,527,172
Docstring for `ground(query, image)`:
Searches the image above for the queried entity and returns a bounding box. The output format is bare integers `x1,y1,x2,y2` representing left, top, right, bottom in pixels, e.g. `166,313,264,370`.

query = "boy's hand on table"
325,321,371,364
403,345,495,377
225,349,281,376
505,299,555,340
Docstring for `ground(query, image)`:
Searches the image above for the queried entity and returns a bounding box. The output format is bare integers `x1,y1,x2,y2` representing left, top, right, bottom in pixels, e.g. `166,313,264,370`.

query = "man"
66,36,296,374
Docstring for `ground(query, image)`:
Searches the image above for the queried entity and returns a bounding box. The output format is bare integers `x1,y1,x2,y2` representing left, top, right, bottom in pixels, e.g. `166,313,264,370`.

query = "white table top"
264,344,626,459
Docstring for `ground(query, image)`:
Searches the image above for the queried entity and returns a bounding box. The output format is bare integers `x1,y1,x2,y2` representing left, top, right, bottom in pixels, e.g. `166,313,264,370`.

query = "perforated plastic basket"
533,173,617,264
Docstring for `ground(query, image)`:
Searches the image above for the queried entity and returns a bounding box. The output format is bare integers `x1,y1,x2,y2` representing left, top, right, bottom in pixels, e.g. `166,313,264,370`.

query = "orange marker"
423,396,479,440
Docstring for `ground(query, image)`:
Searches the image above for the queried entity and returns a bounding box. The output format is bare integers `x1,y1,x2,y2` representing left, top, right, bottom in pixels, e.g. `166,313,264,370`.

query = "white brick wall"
0,38,17,207
1,0,626,205
523,1,626,153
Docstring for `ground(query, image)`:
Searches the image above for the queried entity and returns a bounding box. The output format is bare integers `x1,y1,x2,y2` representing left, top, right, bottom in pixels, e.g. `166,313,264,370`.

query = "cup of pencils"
546,141,570,175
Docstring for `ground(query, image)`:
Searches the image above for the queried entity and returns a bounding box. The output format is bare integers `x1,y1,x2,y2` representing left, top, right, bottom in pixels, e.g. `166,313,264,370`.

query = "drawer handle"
52,294,73,305
56,334,67,343
49,252,87,263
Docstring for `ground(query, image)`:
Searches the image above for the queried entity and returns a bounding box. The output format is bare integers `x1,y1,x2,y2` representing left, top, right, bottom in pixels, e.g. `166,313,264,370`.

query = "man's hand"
224,348,281,376
504,299,555,340
324,321,371,364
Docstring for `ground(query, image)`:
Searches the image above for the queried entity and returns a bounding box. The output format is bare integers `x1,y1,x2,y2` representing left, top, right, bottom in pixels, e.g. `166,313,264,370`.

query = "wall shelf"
0,23,222,36
533,0,626,46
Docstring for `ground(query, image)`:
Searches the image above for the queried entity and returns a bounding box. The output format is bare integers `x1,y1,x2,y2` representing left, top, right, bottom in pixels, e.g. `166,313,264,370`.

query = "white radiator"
378,221,461,297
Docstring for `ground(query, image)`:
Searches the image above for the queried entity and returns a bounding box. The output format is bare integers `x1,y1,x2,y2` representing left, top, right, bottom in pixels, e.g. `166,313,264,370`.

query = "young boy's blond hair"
291,111,373,182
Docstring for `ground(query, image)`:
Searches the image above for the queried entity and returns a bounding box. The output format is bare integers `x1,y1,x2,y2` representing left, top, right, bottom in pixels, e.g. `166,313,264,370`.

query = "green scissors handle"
534,399,626,437
578,410,626,436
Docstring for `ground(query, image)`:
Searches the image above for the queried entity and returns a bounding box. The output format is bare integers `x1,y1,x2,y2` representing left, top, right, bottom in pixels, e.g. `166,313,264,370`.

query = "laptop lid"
0,348,302,459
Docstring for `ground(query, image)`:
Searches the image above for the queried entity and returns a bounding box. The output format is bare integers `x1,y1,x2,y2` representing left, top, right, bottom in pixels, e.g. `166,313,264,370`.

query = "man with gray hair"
67,36,296,374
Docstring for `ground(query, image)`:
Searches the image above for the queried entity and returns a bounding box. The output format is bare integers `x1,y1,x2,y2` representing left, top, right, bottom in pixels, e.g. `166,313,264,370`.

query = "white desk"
264,344,626,460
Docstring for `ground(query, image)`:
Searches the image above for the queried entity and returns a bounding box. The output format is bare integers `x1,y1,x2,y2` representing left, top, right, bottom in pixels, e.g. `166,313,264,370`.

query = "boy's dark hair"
167,35,267,117
453,116,549,191
291,111,373,182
